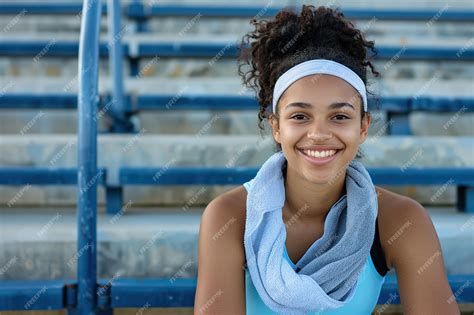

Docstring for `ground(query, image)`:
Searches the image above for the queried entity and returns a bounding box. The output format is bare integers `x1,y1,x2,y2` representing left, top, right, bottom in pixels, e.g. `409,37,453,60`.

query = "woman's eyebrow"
284,102,356,111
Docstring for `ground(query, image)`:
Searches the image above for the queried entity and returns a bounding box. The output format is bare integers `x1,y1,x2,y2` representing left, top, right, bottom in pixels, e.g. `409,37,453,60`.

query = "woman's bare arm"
385,197,460,315
194,193,246,315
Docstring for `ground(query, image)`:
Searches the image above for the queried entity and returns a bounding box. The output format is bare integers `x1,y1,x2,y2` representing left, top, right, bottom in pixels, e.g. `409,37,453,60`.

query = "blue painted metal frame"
1,94,473,116
121,167,257,185
1,40,473,61
0,280,76,310
368,167,474,185
378,275,474,304
411,97,474,111
126,4,474,22
107,0,134,133
120,167,474,186
135,43,474,60
135,95,474,112
0,94,78,109
1,3,472,22
1,93,473,115
76,0,102,313
118,166,474,213
0,3,107,15
0,168,112,214
2,275,473,310
0,168,106,185
110,275,474,307
136,94,257,110
110,278,197,308
0,41,111,57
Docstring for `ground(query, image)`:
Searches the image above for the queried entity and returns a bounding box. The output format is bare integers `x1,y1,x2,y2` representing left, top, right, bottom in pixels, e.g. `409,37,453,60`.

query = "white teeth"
303,149,337,158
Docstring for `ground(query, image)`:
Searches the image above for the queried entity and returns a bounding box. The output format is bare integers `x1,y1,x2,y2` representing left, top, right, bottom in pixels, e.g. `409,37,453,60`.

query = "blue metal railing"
77,0,101,313
1,3,474,22
117,166,474,213
127,4,474,21
106,0,133,133
2,94,472,112
1,40,472,61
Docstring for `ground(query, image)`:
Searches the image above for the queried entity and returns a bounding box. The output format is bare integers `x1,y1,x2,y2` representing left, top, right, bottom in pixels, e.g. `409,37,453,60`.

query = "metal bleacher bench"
0,3,473,135
1,276,473,311
0,1,473,314
1,2,474,20
1,158,473,214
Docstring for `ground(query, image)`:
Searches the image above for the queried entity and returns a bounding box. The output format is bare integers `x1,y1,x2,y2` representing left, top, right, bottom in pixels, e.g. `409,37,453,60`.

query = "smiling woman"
194,4,460,315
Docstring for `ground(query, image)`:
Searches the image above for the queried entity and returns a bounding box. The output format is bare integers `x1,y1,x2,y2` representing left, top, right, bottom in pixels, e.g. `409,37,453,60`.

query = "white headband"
272,59,368,113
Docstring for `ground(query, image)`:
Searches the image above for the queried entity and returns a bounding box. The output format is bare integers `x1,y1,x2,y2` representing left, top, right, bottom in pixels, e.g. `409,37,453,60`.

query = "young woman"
194,5,459,315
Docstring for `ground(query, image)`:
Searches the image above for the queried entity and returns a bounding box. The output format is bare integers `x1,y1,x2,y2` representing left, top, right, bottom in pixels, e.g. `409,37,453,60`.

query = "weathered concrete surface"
0,76,472,136
0,135,472,207
0,207,472,281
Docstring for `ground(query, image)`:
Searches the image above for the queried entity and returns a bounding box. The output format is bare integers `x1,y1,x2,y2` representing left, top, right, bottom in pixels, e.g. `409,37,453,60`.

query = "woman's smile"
298,148,342,166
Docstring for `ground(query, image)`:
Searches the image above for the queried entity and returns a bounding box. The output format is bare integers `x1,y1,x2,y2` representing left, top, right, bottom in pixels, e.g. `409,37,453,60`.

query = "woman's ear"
268,114,281,144
359,112,371,144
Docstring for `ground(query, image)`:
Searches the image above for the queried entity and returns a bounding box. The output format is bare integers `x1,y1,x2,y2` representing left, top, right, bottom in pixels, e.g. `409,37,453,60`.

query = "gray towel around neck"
244,151,378,314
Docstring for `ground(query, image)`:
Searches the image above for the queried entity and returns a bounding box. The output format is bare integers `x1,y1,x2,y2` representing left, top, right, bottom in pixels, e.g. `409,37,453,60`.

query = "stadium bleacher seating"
0,1,473,314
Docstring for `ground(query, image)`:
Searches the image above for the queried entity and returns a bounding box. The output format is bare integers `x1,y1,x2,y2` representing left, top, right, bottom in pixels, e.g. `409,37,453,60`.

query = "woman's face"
269,74,371,184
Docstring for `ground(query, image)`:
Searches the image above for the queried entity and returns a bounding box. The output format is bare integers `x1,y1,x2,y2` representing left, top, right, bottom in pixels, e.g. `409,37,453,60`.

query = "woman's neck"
282,161,347,223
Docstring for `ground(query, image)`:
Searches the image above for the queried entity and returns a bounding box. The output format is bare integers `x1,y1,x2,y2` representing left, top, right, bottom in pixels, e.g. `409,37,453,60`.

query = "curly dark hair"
237,5,380,156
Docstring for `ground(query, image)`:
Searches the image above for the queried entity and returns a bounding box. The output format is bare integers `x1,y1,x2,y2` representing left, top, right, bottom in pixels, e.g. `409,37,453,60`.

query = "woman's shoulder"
200,185,248,246
375,186,436,270
206,185,248,220
195,186,248,312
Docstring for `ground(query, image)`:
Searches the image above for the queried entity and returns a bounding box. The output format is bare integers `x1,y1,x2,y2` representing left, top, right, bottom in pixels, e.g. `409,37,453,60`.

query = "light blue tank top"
242,181,386,314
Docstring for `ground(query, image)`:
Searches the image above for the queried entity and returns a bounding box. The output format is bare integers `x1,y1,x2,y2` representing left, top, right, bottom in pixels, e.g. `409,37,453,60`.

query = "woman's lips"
298,148,341,166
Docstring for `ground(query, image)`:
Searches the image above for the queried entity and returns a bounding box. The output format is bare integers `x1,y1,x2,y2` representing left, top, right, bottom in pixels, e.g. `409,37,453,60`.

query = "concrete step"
1,33,473,78
0,77,473,96
0,207,472,281
0,9,472,39
0,76,472,136
2,32,473,44
0,109,472,137
1,32,473,50
0,134,472,207
1,53,473,83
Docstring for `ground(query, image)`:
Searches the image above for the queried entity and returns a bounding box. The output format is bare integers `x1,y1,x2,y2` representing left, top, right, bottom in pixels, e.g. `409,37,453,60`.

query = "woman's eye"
290,114,307,120
333,114,349,120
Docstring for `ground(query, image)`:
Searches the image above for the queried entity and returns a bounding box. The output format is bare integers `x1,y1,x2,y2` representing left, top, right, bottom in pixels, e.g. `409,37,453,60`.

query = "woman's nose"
307,121,332,140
